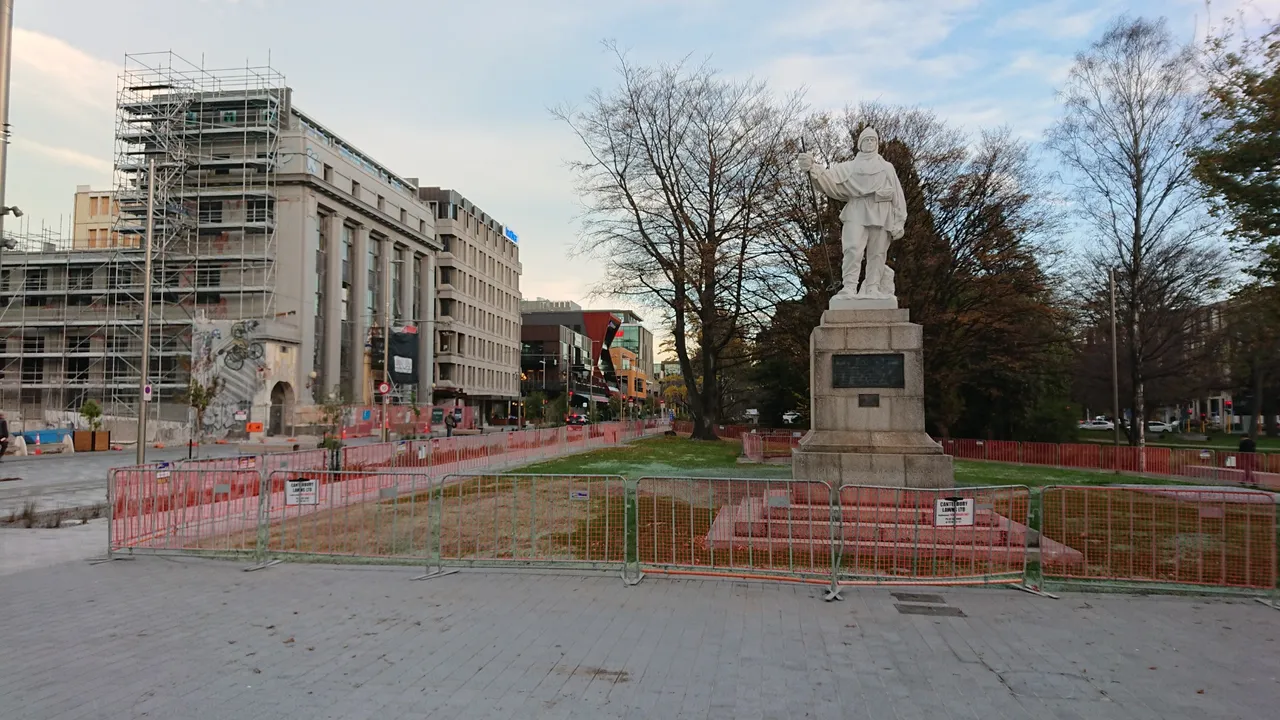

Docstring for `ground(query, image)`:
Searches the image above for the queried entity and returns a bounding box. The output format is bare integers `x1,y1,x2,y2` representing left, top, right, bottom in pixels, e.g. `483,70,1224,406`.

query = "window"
220,110,237,124
418,219,426,234
196,267,221,288
25,269,48,292
67,357,90,384
400,208,407,225
21,358,43,384
412,254,422,321
341,225,354,283
69,267,93,291
377,195,386,213
351,180,361,199
367,235,381,321
23,335,44,353
66,334,92,353
247,198,269,223
391,247,404,321
88,229,99,247
185,110,198,125
199,200,223,223
323,164,334,183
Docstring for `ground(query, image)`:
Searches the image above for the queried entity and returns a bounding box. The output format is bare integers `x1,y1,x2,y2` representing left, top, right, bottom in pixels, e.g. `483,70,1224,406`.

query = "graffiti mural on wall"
191,317,269,439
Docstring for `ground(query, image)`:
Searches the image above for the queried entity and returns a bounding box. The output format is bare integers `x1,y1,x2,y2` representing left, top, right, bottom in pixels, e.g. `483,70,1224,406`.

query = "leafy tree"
1047,16,1223,445
79,399,104,432
183,376,224,453
555,45,803,440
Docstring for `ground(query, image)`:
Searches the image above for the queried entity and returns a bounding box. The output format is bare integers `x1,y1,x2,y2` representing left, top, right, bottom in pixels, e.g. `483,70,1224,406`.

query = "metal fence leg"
621,478,643,586
412,468,456,581
88,469,133,565
825,483,843,602
244,464,280,572
1013,488,1058,599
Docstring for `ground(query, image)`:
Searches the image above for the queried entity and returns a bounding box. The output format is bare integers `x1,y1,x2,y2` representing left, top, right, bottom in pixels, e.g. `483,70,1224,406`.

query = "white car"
782,411,801,424
1079,419,1114,431
1147,420,1177,434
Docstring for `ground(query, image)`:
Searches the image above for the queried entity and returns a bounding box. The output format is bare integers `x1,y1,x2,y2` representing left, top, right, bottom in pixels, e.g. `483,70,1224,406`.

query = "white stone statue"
798,127,907,307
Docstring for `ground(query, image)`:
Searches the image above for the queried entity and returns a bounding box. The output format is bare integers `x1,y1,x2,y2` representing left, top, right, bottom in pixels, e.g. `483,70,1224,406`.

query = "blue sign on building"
503,227,519,244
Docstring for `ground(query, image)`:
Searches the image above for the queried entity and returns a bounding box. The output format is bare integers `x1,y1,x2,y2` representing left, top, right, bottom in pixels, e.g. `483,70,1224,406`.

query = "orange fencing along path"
108,421,667,555
1040,486,1278,593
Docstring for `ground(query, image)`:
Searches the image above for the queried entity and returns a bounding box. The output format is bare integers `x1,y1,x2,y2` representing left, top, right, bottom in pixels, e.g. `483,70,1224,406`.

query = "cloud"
12,138,113,175
11,28,119,113
991,1,1110,40
1004,51,1075,85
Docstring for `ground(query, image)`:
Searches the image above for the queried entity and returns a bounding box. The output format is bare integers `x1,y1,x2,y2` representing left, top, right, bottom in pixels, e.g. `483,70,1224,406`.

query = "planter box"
73,431,93,453
91,431,110,452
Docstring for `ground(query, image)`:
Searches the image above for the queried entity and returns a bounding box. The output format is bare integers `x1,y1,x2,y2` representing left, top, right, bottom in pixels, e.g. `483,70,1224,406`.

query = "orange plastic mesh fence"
633,477,837,582
832,485,1032,585
1040,486,1277,591
434,474,629,569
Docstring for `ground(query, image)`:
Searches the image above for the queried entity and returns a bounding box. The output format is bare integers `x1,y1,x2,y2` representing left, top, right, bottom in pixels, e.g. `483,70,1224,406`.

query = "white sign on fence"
1226,455,1237,468
934,497,975,527
417,446,427,460
570,490,589,501
285,478,319,506
237,456,257,470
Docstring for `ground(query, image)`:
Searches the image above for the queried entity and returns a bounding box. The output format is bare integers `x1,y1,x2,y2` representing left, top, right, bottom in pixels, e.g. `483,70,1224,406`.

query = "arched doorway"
268,381,295,436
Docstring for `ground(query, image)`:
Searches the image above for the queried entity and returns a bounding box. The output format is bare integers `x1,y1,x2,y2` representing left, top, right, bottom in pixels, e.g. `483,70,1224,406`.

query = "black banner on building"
388,331,419,385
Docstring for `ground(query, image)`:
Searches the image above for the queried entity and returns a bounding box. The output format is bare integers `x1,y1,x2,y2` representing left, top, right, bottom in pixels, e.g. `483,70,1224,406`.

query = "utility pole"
1109,268,1121,449
136,158,156,464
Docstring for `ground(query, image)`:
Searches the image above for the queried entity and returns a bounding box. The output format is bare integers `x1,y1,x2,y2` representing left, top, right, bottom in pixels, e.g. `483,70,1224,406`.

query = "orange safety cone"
33,434,41,455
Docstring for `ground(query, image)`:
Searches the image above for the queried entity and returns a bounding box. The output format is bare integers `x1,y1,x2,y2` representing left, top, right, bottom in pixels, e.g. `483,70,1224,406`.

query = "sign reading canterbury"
831,353,905,389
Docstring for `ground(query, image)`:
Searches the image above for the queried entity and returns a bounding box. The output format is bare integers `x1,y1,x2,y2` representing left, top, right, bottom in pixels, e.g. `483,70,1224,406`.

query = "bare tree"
555,45,803,440
1047,16,1224,446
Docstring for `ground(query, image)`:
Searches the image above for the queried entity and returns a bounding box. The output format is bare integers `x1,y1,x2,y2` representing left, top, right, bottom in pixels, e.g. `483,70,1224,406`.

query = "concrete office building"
417,188,521,423
0,53,440,437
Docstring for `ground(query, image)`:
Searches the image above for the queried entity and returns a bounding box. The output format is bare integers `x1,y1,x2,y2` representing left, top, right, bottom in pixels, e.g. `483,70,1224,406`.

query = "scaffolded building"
0,52,286,431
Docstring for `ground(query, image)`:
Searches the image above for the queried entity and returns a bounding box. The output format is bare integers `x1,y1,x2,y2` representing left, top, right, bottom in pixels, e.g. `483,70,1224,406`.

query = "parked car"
1079,419,1114,431
565,414,591,426
1146,420,1177,434
782,411,801,424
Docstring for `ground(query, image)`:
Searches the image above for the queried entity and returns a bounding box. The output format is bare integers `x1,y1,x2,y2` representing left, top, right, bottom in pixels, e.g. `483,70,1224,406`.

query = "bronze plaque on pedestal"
832,353,905,389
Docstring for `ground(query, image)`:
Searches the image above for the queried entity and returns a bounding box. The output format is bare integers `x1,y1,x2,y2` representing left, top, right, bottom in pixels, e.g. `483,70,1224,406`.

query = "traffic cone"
33,434,41,456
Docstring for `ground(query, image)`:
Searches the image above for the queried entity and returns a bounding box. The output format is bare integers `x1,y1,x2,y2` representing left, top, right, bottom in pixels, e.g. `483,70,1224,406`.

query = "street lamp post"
136,158,156,464
1109,268,1120,449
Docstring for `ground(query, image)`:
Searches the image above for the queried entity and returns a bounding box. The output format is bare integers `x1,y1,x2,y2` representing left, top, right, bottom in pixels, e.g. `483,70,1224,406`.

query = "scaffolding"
0,52,286,432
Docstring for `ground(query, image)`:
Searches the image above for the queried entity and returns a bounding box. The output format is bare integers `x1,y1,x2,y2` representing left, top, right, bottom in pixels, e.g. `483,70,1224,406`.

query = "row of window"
436,362,518,394
4,266,230,292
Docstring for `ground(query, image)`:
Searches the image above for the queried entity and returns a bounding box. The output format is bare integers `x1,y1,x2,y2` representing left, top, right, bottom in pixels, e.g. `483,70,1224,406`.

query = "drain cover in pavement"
891,592,945,604
895,603,966,617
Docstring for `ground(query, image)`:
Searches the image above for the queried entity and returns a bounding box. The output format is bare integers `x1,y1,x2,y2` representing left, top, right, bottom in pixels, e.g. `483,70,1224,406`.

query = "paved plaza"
0,557,1276,719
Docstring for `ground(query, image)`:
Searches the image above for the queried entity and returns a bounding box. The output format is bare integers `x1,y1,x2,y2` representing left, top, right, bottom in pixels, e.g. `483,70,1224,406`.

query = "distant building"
72,186,132,249
599,309,653,397
521,304,622,413
418,188,522,423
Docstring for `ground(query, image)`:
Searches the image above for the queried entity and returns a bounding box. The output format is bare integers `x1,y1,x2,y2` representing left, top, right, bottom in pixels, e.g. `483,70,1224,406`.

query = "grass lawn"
511,436,792,479
954,460,1198,488
1076,429,1280,451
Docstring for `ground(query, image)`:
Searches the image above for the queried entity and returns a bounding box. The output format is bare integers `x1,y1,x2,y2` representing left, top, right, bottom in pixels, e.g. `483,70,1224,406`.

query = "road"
0,444,244,517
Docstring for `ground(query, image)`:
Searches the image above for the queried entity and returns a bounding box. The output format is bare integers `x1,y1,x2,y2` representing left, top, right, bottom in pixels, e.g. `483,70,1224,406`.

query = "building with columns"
417,188,522,423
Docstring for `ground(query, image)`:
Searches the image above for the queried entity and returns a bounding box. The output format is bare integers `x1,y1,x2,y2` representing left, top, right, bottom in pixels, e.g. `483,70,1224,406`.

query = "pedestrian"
0,413,9,461
444,410,455,438
1239,434,1258,487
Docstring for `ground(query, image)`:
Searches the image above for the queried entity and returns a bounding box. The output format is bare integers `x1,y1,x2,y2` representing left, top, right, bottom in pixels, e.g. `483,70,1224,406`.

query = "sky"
4,0,1277,335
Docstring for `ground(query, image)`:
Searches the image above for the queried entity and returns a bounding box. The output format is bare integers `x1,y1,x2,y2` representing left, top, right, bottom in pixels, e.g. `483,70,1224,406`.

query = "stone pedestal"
792,306,953,488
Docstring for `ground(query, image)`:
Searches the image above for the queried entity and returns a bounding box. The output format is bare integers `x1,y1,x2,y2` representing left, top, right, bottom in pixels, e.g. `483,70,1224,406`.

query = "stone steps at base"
733,517,1012,545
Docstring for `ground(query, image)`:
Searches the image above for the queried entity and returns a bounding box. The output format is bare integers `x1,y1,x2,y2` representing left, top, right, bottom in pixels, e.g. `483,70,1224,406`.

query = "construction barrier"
632,477,838,585
832,484,1034,586
1040,486,1278,593
741,433,1280,489
430,473,630,575
109,421,662,554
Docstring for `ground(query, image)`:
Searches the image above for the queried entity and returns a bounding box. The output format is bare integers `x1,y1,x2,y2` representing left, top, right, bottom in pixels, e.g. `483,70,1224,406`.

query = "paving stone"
0,558,1277,719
